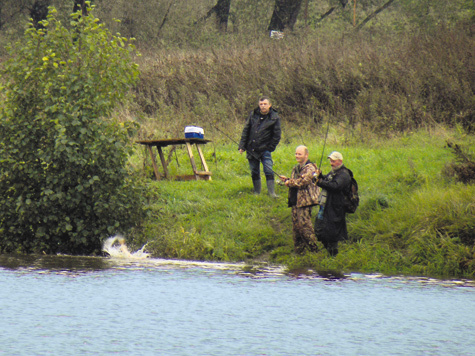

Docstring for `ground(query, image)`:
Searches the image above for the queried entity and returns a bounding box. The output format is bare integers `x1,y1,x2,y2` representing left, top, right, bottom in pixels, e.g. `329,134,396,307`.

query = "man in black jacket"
238,96,281,197
314,151,351,256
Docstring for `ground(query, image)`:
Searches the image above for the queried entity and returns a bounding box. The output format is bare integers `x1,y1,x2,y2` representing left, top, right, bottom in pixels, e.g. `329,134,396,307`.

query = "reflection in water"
1,254,474,356
0,235,474,287
1,240,475,356
0,252,474,288
0,236,150,273
0,254,112,272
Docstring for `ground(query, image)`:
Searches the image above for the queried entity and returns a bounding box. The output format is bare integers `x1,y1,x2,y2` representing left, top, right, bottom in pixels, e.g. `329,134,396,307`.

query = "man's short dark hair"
259,96,271,104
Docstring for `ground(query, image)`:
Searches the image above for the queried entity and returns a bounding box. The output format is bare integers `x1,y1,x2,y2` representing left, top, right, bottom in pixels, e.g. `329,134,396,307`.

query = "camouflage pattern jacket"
287,161,321,208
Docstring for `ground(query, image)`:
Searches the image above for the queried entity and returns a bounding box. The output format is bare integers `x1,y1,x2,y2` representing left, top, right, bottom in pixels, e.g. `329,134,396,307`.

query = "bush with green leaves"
0,6,146,254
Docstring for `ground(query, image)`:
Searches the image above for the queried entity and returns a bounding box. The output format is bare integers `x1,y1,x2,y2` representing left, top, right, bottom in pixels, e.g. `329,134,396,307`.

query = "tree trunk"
199,0,231,32
214,0,231,31
268,0,303,32
30,0,51,29
73,0,89,17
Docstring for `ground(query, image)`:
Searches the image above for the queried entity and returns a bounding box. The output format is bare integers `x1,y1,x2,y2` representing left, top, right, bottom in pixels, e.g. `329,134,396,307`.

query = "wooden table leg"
185,142,199,180
196,144,211,181
157,146,169,179
147,145,161,180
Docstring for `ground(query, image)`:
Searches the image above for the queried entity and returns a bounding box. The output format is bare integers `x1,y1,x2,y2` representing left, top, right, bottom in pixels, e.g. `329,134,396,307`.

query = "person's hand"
239,149,245,154
313,170,321,184
279,175,288,182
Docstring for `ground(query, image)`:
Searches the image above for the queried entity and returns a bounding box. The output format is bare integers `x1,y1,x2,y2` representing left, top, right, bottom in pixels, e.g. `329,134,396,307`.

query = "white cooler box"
184,126,204,139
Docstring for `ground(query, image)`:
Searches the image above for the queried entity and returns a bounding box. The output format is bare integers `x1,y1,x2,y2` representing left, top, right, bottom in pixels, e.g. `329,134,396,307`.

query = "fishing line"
212,124,283,178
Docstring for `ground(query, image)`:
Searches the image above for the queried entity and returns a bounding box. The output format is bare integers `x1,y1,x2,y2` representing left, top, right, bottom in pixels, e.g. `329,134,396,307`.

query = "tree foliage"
0,1,472,51
0,5,146,255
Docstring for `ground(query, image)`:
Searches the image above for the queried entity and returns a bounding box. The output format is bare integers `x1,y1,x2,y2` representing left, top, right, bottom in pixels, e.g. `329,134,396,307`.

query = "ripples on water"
0,237,474,356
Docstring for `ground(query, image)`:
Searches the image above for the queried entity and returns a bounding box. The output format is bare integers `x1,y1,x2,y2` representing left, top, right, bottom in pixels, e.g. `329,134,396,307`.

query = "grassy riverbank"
122,23,474,279
0,2,472,277
127,128,475,279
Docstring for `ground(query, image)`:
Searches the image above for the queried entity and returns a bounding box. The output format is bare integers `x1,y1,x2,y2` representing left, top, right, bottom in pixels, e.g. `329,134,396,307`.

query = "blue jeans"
248,151,274,181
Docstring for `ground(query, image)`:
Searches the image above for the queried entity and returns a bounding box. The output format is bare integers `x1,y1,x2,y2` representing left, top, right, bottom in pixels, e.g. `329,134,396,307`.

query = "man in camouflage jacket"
280,146,321,253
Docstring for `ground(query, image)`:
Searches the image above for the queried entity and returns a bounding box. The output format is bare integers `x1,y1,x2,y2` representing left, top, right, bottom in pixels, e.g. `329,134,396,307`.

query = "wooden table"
136,138,212,181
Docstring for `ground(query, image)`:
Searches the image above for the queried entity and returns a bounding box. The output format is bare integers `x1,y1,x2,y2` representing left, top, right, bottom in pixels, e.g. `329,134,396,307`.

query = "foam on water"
102,235,150,259
101,235,289,277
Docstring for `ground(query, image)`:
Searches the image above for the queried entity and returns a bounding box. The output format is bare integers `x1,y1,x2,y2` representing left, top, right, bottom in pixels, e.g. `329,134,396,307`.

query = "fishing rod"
318,116,331,170
212,124,284,178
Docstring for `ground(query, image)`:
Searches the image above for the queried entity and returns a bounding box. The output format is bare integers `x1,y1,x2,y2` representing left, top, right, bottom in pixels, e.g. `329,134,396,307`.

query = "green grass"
127,128,475,279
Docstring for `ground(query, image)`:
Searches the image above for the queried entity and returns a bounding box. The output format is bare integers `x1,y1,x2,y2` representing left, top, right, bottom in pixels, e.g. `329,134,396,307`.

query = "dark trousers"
314,210,340,256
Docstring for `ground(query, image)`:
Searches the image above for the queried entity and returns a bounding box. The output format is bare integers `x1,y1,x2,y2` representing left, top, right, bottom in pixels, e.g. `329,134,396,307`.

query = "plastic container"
184,126,204,139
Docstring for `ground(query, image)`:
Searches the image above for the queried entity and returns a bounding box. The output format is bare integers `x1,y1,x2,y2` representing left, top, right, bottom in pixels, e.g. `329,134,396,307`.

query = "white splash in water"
102,235,150,259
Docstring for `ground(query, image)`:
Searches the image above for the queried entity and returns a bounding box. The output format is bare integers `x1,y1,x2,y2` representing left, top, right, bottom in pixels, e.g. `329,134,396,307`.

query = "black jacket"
315,164,352,242
238,107,281,160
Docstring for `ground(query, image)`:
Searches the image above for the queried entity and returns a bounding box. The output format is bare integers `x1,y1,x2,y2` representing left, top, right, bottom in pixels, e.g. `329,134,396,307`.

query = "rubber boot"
323,241,339,257
252,179,261,195
266,179,278,198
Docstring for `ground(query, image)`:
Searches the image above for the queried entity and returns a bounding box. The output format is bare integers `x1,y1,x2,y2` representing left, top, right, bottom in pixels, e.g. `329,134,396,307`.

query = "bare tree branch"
314,1,348,25
316,7,336,24
356,0,395,31
157,0,174,37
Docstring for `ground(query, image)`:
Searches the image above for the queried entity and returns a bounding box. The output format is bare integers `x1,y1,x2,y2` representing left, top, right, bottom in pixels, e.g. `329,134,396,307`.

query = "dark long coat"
314,165,351,243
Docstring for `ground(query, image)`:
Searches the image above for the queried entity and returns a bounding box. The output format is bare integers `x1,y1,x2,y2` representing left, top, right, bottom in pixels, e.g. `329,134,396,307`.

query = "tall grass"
131,24,474,140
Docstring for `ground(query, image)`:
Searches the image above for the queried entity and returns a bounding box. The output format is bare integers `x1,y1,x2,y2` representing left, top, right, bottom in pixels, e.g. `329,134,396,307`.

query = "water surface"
1,254,474,356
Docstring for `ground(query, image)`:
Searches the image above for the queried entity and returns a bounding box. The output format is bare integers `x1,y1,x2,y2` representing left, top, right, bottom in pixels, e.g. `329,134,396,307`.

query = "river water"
1,240,474,356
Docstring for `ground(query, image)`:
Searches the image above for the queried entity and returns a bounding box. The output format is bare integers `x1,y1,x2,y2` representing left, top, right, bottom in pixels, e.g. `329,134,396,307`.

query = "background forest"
1,1,473,48
0,0,474,277
3,0,471,136
1,1,473,137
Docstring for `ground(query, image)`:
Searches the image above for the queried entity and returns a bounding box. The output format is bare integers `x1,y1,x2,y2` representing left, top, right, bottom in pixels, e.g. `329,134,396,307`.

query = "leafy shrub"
0,6,146,254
